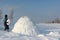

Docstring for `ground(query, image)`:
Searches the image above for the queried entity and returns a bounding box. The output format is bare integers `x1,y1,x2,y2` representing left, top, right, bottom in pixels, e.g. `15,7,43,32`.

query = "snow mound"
12,16,36,36
47,32,59,37
38,34,48,40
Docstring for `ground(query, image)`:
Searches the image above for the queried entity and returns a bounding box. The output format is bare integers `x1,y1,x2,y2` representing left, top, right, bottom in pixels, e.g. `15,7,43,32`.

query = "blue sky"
0,0,60,23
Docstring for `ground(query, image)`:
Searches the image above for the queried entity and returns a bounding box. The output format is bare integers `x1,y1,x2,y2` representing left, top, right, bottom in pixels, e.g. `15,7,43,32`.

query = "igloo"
12,16,36,36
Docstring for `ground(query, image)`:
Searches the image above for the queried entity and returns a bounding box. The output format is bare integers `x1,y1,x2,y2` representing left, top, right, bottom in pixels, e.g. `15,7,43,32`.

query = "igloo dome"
12,16,36,36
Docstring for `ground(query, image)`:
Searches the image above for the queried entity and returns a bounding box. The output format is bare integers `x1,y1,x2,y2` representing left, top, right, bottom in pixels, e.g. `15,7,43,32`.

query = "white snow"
36,23,60,32
47,32,60,37
12,16,36,36
37,34,48,40
0,16,60,40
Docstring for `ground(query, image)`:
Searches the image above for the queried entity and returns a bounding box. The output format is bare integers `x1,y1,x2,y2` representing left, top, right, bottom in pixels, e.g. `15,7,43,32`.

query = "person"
4,14,9,32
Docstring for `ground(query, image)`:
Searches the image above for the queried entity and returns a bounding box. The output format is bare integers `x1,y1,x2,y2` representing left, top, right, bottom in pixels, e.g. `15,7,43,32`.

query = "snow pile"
38,34,48,40
12,16,36,36
47,32,59,37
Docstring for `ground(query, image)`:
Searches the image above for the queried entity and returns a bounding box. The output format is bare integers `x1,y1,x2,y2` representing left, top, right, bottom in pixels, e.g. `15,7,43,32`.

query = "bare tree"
0,9,3,19
0,9,3,24
55,18,60,23
9,9,14,24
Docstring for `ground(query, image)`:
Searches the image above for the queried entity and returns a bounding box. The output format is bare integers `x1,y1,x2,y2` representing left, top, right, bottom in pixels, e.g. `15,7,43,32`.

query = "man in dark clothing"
4,14,9,31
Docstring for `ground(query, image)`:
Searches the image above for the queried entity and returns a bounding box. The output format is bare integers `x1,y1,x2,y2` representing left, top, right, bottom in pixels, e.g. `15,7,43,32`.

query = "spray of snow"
12,16,36,36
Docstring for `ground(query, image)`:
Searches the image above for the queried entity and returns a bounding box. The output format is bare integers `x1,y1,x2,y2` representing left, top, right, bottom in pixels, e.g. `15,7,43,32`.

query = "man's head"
5,14,8,18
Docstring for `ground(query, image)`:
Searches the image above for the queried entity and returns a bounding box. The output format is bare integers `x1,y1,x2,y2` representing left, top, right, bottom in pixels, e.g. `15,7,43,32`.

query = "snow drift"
38,34,48,40
12,16,36,36
47,32,60,37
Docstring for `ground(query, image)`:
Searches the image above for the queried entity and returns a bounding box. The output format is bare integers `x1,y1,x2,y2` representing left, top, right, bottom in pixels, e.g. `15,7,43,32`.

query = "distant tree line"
47,18,60,23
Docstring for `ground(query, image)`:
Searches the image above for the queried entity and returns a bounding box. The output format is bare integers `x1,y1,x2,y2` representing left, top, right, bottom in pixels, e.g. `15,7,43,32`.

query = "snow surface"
0,16,60,40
